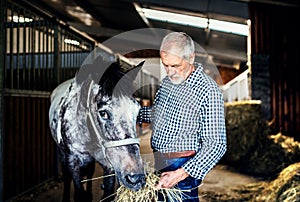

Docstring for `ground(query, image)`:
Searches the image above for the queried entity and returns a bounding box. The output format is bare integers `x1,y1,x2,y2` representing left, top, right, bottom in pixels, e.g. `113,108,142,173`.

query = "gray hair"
160,32,195,62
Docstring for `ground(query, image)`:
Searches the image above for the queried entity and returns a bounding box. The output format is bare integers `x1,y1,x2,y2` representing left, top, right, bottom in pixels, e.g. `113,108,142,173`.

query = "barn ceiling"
22,0,299,68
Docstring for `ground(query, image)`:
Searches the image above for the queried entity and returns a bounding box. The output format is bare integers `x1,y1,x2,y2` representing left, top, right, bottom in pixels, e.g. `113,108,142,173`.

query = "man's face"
160,51,192,85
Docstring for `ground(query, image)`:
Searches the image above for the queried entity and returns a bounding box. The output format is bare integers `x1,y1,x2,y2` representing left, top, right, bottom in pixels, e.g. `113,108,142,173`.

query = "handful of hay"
115,166,186,202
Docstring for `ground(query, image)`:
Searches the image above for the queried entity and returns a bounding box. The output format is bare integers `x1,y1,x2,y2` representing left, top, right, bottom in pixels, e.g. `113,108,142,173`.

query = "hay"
115,165,186,202
223,100,269,163
200,163,300,202
222,101,270,172
270,133,300,154
254,162,300,202
232,162,300,202
115,172,159,202
222,100,300,178
246,133,300,178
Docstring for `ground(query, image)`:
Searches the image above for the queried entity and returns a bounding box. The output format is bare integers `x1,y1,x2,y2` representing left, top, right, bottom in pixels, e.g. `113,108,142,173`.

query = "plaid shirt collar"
185,62,203,85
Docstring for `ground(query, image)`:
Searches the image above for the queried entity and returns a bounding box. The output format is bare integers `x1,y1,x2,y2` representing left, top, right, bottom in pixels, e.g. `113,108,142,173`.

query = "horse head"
75,49,146,192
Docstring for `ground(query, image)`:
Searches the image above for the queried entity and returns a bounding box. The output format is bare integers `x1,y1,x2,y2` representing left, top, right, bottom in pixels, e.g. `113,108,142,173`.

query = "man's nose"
165,66,176,75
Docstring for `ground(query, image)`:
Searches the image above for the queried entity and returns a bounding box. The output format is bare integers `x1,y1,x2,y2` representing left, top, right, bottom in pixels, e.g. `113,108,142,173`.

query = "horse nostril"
126,174,145,185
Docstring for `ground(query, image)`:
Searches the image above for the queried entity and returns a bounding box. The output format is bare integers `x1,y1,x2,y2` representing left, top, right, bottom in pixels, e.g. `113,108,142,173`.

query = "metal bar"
27,9,32,90
49,22,54,90
16,6,20,89
64,29,67,79
3,88,50,98
53,24,60,85
45,21,49,90
9,4,14,89
59,29,63,80
22,7,27,89
74,40,81,67
68,33,71,76
70,33,73,72
64,31,68,78
37,15,41,90
69,30,72,78
31,14,36,89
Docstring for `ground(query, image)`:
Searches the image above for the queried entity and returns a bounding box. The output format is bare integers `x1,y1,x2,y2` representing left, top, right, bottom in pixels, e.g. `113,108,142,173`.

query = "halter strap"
86,81,140,149
103,138,140,148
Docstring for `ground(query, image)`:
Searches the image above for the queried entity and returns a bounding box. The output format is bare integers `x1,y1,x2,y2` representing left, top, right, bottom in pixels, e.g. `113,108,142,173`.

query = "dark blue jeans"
154,152,202,202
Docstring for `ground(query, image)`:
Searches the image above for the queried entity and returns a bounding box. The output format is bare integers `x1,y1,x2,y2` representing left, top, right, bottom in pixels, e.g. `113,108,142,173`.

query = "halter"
85,80,140,150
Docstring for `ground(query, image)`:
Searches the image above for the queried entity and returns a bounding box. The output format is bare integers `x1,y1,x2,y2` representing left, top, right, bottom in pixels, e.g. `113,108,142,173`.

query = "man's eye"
99,110,109,120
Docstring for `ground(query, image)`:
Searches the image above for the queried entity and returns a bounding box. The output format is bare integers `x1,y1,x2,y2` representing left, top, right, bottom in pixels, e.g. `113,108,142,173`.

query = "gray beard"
169,76,185,85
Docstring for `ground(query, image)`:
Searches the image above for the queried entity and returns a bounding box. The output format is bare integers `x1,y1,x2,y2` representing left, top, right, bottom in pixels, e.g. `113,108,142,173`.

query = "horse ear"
125,60,145,80
136,60,146,69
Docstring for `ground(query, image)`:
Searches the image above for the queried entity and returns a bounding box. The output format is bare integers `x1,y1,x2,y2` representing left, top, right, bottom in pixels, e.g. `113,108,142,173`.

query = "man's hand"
156,168,189,189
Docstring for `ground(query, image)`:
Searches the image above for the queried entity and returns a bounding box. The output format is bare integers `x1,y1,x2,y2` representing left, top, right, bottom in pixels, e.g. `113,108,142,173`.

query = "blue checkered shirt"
137,63,227,180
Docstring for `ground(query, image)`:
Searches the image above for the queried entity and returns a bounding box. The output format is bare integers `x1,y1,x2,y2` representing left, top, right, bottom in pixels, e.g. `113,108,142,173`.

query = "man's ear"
189,53,195,64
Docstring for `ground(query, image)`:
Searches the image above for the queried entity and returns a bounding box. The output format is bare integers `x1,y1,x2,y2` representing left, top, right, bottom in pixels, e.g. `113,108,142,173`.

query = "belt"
156,150,196,159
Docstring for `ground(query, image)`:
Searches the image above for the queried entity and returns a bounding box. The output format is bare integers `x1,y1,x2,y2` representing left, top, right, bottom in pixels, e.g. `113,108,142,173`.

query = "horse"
49,47,146,202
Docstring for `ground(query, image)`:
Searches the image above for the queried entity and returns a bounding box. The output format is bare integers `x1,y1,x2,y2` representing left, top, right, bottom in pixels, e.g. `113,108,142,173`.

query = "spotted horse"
49,47,146,202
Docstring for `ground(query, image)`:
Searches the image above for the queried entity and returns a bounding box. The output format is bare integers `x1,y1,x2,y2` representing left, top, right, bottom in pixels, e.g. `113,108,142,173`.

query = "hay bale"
223,100,269,165
223,100,300,178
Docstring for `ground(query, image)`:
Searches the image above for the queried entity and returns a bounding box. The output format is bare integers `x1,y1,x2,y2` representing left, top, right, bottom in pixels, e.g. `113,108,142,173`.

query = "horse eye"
98,110,109,120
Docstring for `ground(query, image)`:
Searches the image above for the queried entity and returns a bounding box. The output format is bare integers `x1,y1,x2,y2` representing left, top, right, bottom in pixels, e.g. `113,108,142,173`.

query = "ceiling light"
142,8,249,36
209,19,249,36
142,8,207,29
64,39,80,46
11,16,33,23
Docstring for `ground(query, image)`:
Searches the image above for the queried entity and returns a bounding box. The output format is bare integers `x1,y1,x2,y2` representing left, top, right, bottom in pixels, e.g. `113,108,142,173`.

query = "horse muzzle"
118,171,146,192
